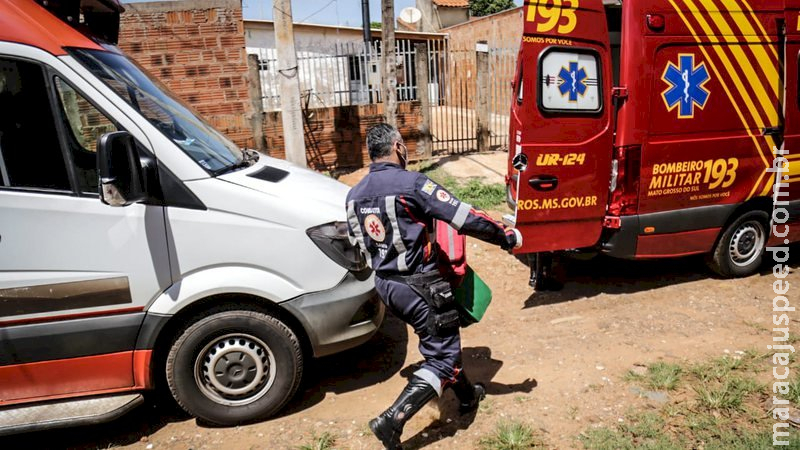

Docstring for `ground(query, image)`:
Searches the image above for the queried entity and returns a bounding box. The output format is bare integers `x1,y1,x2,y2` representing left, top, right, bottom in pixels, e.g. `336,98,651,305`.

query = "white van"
0,0,383,433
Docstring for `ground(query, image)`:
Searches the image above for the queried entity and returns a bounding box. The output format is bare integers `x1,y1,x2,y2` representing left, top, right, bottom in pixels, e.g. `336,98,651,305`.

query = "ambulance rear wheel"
165,309,303,426
707,210,769,278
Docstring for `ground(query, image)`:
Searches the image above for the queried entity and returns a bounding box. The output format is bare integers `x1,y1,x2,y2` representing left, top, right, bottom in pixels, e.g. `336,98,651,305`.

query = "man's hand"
501,228,523,251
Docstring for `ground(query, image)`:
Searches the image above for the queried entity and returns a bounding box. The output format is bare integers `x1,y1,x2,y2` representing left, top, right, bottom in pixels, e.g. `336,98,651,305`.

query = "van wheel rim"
195,333,277,406
729,221,764,267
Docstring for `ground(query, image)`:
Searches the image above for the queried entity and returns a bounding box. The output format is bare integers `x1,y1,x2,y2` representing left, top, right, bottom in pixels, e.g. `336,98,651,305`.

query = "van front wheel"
707,210,769,278
165,309,303,426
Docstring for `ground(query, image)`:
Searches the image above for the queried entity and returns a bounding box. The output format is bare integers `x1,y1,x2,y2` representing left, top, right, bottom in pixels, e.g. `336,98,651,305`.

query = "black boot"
369,376,437,450
450,370,486,414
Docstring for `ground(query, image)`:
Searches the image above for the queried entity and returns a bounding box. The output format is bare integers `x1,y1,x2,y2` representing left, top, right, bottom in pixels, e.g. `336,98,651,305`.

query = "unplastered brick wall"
118,0,254,148
263,102,423,171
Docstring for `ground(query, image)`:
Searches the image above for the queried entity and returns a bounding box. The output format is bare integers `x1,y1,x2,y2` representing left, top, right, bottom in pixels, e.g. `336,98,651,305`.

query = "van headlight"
306,222,367,272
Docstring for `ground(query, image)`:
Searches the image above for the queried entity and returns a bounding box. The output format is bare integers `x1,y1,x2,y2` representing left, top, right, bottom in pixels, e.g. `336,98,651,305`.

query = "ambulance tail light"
607,145,641,217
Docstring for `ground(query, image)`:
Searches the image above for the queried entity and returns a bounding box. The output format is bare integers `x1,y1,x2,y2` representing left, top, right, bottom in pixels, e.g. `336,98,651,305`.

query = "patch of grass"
588,351,800,449
704,430,800,450
625,362,682,391
645,362,683,391
479,420,542,450
786,373,800,405
422,166,506,210
297,432,337,450
690,354,754,383
694,376,762,413
618,411,665,440
579,427,634,450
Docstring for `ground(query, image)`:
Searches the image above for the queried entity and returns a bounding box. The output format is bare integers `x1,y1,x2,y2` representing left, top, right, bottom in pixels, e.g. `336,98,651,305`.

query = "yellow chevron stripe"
683,0,771,174
788,159,800,178
720,0,780,98
738,0,781,61
788,177,800,183
787,153,800,160
670,0,768,199
759,171,774,196
700,0,778,126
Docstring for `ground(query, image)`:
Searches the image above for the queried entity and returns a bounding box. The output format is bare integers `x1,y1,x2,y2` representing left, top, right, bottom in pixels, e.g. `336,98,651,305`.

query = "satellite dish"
399,7,422,24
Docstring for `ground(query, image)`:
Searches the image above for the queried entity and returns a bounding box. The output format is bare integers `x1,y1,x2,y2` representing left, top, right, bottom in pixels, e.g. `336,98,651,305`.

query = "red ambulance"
507,0,800,277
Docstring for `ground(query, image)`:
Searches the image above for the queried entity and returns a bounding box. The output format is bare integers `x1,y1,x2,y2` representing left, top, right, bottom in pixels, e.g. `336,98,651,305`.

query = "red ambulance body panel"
509,0,800,272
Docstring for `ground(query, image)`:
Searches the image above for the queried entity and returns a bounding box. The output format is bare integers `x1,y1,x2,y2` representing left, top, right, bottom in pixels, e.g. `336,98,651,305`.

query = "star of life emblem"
364,214,386,242
661,54,710,119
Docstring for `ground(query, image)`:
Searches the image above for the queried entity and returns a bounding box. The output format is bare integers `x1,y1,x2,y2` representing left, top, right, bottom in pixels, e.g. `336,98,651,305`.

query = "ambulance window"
538,50,602,113
53,77,118,194
517,69,524,103
0,58,70,191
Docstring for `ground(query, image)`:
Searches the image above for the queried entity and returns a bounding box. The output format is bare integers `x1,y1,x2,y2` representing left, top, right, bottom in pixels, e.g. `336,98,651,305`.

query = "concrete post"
475,40,490,153
382,0,397,127
246,54,266,154
414,42,432,159
273,0,307,167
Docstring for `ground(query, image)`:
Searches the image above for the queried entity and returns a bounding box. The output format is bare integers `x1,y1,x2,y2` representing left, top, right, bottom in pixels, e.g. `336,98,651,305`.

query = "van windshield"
69,47,245,174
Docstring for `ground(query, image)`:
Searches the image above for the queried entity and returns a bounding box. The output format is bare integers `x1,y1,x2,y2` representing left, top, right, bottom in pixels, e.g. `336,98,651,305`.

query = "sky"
125,1,523,27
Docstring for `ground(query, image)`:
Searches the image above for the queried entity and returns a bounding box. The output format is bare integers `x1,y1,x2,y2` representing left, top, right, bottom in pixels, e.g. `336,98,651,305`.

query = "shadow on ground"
0,313,410,449
521,244,800,309
396,346,537,450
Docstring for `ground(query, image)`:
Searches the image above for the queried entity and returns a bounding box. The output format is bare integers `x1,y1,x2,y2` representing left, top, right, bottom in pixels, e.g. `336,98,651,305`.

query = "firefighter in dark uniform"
346,124,522,449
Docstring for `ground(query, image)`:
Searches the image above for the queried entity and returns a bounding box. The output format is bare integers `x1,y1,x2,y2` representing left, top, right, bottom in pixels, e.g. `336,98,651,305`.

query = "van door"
0,52,170,404
781,3,800,238
509,0,614,253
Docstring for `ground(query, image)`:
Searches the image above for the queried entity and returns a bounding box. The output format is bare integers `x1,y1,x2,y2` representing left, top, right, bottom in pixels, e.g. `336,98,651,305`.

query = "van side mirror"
97,131,146,207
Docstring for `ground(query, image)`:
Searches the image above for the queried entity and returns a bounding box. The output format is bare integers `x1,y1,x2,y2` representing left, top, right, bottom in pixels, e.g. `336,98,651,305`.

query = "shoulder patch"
436,190,452,203
421,180,437,195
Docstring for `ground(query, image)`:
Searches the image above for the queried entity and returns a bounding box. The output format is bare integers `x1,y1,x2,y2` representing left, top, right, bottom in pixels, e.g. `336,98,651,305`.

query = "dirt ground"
5,154,799,449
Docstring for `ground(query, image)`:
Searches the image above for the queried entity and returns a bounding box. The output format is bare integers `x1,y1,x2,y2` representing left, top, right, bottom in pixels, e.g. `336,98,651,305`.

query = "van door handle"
762,126,783,137
529,175,559,192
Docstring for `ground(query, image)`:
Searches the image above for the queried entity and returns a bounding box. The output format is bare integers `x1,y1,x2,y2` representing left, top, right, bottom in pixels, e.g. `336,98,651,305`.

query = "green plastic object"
454,266,493,325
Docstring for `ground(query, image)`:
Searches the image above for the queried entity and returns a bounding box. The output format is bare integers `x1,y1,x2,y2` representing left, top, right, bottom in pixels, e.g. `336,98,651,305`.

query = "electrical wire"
297,0,336,23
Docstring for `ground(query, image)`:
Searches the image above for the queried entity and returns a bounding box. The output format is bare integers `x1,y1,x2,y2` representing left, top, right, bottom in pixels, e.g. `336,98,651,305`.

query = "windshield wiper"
212,149,260,176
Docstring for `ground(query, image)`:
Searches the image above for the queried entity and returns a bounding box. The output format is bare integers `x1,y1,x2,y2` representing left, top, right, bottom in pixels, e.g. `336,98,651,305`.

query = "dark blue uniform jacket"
346,162,512,276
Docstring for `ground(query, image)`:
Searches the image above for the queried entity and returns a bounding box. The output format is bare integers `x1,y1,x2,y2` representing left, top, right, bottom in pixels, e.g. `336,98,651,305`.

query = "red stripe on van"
0,306,144,327
0,351,142,406
636,228,721,258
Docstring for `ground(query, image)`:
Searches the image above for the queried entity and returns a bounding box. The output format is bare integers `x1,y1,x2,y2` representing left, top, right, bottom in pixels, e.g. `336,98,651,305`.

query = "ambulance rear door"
510,0,614,253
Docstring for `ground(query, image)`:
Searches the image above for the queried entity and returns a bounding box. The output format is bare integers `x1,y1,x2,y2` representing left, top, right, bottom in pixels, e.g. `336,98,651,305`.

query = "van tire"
706,210,769,278
165,309,303,426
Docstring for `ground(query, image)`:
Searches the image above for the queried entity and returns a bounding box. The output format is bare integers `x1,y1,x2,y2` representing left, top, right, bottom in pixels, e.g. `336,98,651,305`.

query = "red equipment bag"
435,220,467,286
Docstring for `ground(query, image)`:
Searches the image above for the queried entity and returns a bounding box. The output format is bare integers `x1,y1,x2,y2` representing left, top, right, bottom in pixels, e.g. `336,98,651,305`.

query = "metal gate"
423,40,517,155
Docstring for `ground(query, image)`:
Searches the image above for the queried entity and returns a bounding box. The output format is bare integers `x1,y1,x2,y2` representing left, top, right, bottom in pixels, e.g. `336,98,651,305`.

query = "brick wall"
444,7,523,49
118,0,254,149
264,102,423,171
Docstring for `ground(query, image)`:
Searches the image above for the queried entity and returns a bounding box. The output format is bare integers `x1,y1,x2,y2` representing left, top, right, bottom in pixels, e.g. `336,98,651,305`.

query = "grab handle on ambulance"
529,175,559,192
762,126,783,138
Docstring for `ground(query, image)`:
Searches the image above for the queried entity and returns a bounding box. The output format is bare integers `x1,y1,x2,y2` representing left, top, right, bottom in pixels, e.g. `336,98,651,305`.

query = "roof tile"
433,0,470,7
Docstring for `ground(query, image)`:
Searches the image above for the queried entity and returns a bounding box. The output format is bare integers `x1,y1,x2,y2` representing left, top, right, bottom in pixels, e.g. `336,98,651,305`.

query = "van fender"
146,266,304,316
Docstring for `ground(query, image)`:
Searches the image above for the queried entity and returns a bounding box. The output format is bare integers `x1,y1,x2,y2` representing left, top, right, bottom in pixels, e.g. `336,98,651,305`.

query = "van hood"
217,155,349,222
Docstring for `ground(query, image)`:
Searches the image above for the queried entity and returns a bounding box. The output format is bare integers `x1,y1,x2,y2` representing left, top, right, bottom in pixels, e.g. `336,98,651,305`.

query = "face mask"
396,142,408,169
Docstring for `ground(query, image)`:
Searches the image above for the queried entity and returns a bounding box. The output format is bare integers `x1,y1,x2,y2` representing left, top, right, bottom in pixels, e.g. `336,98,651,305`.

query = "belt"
377,270,441,286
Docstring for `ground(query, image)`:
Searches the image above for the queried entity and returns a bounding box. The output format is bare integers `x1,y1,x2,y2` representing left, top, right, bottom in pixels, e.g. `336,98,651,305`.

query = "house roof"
433,0,469,7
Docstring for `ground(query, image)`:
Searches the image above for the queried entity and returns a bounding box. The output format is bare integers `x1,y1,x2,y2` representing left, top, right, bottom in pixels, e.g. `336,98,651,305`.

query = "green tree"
370,21,382,29
469,0,517,17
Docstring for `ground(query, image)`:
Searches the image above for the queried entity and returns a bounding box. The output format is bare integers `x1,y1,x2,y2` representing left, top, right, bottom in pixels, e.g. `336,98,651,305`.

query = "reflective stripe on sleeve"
385,196,409,272
451,201,472,231
347,200,372,268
